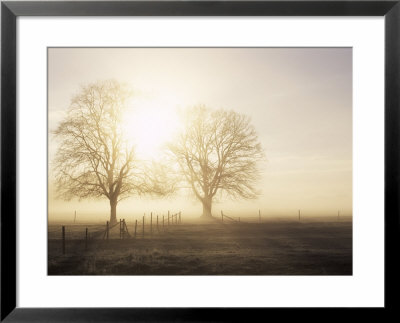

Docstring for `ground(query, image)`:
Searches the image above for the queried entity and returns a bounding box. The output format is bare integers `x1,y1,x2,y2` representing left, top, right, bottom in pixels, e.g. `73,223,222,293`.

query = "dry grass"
48,220,352,275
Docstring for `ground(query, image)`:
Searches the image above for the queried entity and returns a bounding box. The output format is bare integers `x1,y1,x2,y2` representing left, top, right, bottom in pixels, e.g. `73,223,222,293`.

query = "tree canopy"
168,105,264,217
52,80,170,224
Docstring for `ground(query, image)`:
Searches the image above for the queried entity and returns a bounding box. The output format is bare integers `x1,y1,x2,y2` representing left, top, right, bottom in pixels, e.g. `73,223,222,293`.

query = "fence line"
51,211,182,255
220,210,242,223
50,209,349,255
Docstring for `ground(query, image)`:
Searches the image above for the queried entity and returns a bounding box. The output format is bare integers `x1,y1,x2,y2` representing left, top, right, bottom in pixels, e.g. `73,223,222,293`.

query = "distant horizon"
48,210,353,224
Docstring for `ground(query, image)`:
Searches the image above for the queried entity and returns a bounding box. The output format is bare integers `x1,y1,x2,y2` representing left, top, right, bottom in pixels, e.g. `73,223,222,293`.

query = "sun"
123,95,181,160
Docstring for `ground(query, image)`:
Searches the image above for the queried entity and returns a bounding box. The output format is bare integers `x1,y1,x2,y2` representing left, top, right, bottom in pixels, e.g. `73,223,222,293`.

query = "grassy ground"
48,219,352,275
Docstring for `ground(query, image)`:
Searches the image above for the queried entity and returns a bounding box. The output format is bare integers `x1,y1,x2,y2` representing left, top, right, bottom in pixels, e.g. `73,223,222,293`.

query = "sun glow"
123,95,181,160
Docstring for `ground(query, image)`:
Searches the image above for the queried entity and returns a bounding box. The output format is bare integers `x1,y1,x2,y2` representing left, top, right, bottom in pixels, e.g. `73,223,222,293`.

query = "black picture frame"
1,1,399,321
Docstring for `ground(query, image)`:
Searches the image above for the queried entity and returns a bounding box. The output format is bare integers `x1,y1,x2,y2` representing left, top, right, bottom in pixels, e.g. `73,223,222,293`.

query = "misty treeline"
53,80,264,224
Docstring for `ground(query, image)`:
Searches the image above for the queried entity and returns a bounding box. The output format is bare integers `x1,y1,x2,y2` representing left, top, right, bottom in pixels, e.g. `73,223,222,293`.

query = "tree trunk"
202,197,212,217
110,199,118,225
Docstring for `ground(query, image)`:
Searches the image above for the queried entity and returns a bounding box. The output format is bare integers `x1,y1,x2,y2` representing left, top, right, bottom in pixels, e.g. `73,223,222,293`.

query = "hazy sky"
48,48,352,222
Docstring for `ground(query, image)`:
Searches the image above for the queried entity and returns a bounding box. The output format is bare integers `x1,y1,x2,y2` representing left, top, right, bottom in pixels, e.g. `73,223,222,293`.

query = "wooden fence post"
106,221,109,240
142,215,145,238
298,210,301,221
134,219,137,239
62,226,65,255
123,219,126,239
85,227,88,250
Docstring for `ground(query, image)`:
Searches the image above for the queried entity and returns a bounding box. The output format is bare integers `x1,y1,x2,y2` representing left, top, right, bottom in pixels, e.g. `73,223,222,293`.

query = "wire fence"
49,209,350,256
48,211,182,255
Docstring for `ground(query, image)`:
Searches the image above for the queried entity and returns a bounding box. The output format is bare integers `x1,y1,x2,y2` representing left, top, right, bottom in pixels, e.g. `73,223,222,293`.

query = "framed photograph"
1,0,399,321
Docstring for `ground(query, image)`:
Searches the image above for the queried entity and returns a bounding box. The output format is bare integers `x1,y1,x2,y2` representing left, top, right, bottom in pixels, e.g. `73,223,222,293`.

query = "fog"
48,48,352,222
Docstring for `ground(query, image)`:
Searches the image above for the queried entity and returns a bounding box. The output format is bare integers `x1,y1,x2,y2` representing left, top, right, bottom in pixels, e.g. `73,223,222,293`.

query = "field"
48,217,352,275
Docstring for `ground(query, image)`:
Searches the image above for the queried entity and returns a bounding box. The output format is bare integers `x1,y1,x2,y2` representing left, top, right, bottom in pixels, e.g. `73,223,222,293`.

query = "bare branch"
52,80,169,222
167,105,265,216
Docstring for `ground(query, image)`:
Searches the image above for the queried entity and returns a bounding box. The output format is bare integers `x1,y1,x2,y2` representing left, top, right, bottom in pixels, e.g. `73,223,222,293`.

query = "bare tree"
168,106,264,218
52,80,165,225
